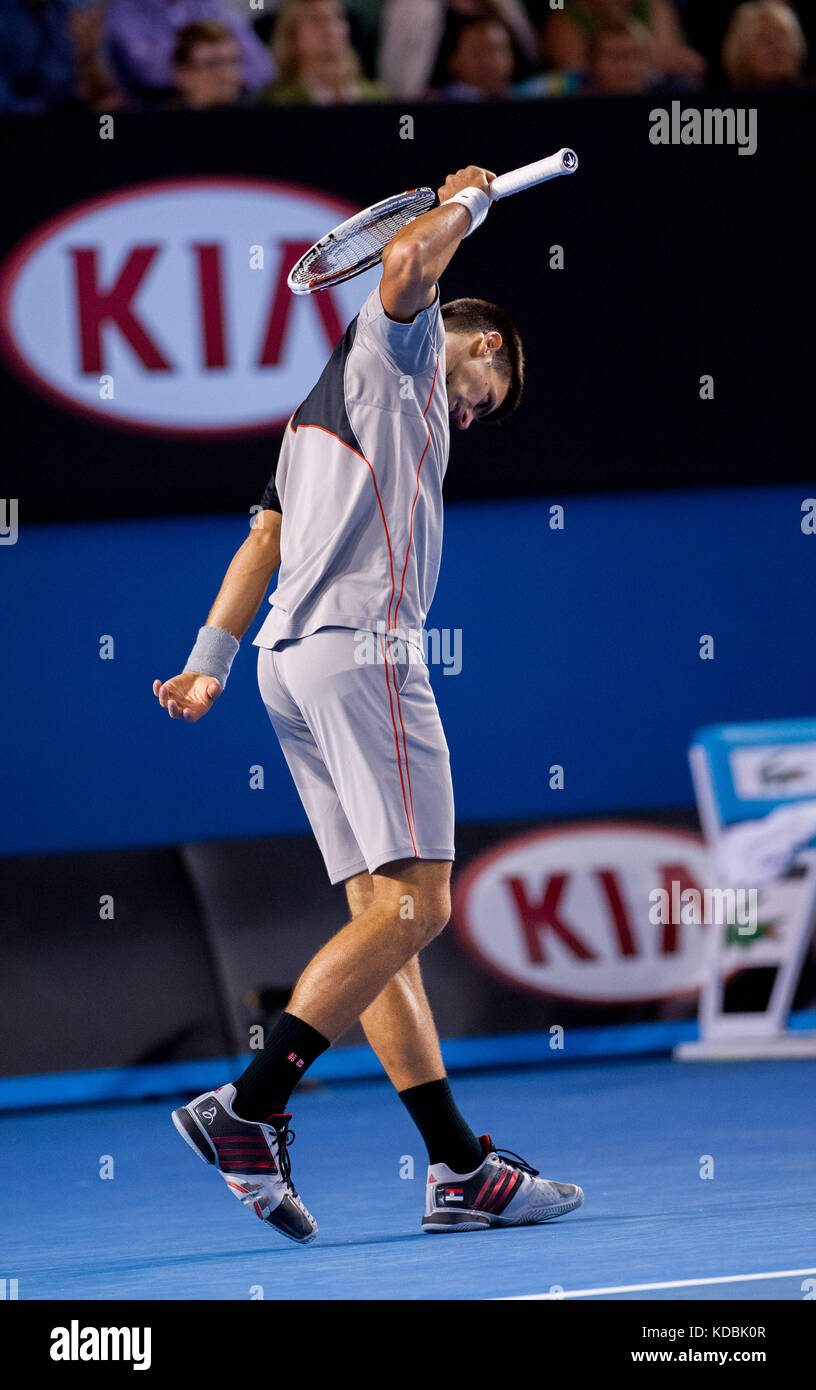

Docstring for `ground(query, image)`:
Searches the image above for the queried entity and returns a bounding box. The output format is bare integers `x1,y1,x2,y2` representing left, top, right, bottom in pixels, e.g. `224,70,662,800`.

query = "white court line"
499,1268,816,1300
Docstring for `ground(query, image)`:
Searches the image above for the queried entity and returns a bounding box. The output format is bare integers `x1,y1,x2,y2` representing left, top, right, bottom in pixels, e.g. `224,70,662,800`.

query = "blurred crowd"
1,0,813,114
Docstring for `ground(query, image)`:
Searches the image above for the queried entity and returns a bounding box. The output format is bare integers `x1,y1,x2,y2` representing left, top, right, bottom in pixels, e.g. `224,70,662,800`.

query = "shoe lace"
491,1145,540,1178
273,1119,297,1193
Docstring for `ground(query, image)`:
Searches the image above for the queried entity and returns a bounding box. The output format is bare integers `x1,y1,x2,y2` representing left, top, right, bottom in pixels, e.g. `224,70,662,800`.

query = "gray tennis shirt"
253,282,449,651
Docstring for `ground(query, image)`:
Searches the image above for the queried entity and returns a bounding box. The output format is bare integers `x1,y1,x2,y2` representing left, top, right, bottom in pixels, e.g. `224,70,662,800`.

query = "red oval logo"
452,820,713,1005
0,177,380,437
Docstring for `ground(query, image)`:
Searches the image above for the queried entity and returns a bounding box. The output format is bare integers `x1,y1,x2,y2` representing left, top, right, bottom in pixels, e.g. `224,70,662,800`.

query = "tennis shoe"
422,1135,583,1232
171,1082,317,1243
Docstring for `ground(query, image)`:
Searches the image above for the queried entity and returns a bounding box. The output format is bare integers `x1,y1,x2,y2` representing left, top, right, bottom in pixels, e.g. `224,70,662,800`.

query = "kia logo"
0,177,379,437
452,820,713,1005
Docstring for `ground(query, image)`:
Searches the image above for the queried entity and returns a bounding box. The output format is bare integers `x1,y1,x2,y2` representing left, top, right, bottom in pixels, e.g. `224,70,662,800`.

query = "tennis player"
154,165,583,1241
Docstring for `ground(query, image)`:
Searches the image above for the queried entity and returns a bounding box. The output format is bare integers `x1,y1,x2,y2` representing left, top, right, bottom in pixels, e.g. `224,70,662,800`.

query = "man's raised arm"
152,509,281,723
379,165,495,323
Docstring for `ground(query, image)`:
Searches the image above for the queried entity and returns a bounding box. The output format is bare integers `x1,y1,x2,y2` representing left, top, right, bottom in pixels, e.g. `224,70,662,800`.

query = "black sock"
398,1078,484,1174
232,1011,330,1121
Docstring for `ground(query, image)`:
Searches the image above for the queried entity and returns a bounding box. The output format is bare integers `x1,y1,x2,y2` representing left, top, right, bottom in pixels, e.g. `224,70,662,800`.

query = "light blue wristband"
183,625,240,691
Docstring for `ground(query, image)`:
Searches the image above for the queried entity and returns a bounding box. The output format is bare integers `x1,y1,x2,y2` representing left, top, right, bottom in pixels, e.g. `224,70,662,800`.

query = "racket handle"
488,148,578,201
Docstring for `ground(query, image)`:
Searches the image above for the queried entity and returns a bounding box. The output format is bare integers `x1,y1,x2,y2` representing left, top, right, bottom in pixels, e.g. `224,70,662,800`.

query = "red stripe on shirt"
390,358,439,836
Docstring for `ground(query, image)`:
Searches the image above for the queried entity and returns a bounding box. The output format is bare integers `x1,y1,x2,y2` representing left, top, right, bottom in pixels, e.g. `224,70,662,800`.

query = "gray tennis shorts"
256,626,455,884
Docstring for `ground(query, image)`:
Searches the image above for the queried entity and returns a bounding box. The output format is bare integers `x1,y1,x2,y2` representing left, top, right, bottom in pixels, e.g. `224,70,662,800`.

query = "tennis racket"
287,147,578,295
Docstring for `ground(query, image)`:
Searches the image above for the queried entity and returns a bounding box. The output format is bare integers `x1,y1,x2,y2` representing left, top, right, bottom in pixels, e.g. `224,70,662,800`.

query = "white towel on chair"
716,799,816,886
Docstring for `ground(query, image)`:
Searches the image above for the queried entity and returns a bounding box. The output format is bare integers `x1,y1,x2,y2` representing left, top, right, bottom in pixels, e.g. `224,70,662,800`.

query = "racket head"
287,187,436,294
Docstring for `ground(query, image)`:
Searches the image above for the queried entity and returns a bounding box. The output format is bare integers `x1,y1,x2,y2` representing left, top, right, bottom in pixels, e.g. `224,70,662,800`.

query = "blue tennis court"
2,1056,813,1301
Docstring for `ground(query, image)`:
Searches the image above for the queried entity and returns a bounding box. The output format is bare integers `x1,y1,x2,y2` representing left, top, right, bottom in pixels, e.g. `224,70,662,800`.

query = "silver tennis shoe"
422,1134,583,1232
171,1082,317,1243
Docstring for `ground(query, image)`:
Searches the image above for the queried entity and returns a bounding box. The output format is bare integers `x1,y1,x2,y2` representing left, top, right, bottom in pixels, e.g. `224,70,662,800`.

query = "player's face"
444,331,508,430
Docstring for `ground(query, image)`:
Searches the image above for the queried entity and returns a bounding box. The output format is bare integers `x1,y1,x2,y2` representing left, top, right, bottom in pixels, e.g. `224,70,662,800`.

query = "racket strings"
290,190,436,290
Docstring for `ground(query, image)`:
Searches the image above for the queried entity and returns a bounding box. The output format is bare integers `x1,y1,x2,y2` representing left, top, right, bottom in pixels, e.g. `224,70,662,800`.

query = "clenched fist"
437,165,496,204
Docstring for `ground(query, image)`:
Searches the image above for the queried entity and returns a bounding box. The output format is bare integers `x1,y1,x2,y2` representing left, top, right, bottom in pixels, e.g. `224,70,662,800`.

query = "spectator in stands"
431,13,577,99
682,1,815,84
379,0,540,100
171,21,244,107
721,1,807,88
261,0,389,105
68,2,124,111
583,17,657,93
104,0,275,100
434,15,516,98
541,0,705,85
0,0,76,112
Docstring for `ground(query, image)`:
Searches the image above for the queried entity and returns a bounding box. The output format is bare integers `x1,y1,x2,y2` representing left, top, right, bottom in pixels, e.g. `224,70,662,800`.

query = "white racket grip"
488,148,578,201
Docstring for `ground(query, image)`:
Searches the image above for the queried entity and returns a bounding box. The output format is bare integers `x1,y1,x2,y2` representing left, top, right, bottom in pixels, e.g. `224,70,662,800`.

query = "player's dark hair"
440,297,524,422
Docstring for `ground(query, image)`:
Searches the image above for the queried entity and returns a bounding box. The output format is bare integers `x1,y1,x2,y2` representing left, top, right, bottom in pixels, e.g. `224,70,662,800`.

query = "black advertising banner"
0,90,813,522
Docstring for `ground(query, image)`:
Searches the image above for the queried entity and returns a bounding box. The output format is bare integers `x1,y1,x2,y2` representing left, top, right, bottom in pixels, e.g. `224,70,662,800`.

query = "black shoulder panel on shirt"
290,315,364,456
259,474,282,513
